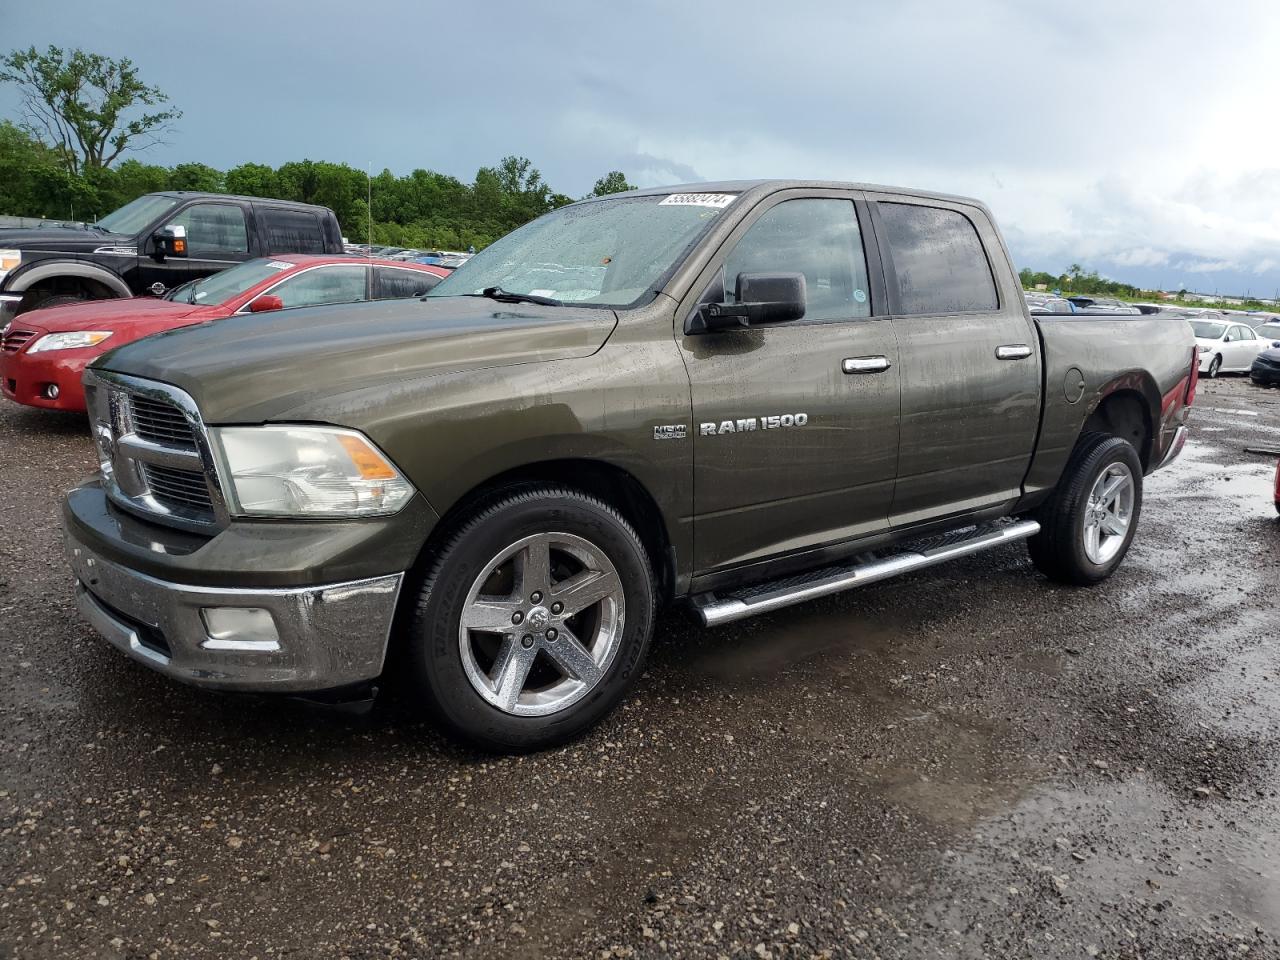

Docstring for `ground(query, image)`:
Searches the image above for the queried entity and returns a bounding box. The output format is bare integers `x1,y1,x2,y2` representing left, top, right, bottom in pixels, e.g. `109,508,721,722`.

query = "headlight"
210,426,414,518
28,331,114,352
1197,345,1210,354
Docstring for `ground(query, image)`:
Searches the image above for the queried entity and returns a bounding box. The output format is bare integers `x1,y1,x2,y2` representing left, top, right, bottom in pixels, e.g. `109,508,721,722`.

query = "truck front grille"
130,395,198,448
84,371,225,533
1,329,36,353
141,463,216,515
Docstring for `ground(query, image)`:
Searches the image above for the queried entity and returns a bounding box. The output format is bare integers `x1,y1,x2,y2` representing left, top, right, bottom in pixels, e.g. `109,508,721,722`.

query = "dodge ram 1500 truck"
60,180,1197,751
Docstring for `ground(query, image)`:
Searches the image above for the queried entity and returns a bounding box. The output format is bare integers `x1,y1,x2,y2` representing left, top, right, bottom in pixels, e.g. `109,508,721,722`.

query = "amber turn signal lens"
336,434,399,480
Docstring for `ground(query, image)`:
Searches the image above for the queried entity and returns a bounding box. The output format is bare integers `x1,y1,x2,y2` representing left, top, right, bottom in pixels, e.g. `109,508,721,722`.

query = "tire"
403,486,655,752
25,294,86,312
1028,433,1144,585
1207,355,1222,378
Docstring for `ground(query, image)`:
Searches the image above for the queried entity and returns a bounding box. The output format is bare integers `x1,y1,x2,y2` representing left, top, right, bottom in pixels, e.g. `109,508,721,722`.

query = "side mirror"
152,224,188,261
697,272,806,332
248,294,283,313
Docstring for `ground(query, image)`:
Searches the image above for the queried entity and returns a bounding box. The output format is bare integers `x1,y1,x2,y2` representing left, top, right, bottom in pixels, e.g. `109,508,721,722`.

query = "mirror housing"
696,272,807,332
152,224,188,261
248,294,283,313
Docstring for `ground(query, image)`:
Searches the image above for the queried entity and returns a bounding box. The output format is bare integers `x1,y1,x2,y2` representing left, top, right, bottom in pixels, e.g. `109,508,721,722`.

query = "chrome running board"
689,519,1041,627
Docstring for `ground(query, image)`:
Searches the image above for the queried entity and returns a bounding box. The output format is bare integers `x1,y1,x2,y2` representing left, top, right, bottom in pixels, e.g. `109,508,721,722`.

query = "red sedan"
0,255,448,413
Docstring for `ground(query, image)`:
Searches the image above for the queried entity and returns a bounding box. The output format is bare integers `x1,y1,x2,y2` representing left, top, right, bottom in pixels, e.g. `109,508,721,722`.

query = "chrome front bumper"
65,532,403,692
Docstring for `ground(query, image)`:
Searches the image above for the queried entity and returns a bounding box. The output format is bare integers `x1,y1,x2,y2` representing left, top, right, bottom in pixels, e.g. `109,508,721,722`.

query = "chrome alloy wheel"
458,532,625,717
1082,462,1135,564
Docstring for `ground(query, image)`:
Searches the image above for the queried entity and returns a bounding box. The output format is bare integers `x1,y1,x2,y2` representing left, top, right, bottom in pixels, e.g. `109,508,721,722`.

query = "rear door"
678,191,901,573
866,194,1041,528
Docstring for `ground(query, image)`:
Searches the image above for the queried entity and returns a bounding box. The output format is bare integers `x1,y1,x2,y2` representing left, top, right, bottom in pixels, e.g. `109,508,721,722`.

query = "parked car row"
343,244,475,269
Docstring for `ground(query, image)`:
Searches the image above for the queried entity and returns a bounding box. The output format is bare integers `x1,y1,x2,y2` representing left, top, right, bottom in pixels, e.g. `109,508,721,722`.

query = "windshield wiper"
470,286,562,307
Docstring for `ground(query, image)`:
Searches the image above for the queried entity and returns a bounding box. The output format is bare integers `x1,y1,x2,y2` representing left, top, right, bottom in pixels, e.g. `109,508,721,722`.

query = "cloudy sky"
7,0,1280,295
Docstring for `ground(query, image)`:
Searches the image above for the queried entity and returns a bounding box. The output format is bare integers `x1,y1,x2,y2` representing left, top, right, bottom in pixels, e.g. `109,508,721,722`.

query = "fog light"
200,607,280,651
44,383,59,399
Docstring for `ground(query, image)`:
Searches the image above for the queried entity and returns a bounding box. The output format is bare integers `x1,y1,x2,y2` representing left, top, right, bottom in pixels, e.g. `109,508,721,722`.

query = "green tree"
591,171,635,196
167,162,222,193
0,45,181,175
224,162,279,197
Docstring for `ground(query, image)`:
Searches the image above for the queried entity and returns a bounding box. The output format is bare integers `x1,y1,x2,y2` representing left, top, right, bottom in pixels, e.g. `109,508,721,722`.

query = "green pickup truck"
61,181,1197,750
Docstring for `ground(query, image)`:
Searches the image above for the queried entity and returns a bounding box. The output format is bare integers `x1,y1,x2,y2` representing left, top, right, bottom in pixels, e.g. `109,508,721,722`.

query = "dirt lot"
1,376,1278,959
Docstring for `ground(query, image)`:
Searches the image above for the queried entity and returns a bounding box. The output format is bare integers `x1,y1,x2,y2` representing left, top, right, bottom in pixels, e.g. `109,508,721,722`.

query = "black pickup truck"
0,192,344,321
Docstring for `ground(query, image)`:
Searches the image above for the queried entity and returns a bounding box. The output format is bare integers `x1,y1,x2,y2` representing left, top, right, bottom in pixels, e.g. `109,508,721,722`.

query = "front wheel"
403,487,655,752
1207,355,1222,378
1028,433,1144,585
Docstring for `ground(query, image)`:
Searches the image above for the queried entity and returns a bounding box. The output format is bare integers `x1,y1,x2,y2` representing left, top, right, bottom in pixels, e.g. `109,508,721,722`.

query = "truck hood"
13,296,206,332
93,295,618,422
0,225,128,254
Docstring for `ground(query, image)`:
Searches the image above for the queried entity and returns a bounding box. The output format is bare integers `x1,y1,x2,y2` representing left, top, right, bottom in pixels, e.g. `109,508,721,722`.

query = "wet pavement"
1,377,1278,959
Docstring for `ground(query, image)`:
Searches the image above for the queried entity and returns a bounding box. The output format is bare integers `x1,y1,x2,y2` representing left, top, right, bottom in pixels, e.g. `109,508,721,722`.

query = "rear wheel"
1028,433,1143,585
404,487,655,751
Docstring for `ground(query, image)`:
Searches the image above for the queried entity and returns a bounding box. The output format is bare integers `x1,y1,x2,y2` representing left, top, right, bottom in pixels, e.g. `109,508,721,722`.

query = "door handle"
995,344,1033,360
843,356,891,374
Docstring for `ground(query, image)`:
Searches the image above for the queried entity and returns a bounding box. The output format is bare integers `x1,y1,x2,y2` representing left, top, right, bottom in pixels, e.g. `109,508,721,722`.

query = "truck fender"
1084,371,1161,467
5,260,131,299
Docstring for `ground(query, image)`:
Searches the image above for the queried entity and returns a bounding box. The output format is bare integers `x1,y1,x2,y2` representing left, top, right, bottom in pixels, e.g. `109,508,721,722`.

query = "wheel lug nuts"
546,628,558,641
521,634,534,649
550,602,563,615
530,591,543,603
511,611,524,625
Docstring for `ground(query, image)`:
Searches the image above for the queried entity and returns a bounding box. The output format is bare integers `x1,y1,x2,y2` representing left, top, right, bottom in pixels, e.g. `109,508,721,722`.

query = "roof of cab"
149,191,335,211
584,179,990,211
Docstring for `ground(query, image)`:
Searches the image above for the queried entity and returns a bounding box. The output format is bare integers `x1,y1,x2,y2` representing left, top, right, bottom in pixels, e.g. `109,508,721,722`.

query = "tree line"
0,45,637,251
0,120,635,250
1018,265,1142,299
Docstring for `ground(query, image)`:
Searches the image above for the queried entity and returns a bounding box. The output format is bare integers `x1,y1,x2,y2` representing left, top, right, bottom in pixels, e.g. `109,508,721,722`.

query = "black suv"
0,192,344,321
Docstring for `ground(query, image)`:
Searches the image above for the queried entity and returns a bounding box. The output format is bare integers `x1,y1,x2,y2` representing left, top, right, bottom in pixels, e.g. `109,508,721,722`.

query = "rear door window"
877,203,998,315
375,266,442,299
260,208,326,254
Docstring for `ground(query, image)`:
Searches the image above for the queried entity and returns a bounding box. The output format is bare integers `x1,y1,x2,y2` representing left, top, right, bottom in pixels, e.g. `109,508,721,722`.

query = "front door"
678,193,901,574
137,201,254,296
866,195,1042,527
1228,324,1257,370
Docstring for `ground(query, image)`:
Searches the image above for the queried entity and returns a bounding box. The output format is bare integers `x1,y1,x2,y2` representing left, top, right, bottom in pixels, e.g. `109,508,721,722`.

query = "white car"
1192,319,1269,377
1254,321,1280,345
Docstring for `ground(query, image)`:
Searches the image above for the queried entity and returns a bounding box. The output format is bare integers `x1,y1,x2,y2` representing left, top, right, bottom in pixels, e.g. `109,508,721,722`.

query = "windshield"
1257,323,1280,340
1190,320,1226,339
427,193,737,307
170,258,294,306
96,194,180,235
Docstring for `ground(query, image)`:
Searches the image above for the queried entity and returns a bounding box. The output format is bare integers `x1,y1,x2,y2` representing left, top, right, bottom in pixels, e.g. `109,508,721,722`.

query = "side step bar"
689,519,1041,627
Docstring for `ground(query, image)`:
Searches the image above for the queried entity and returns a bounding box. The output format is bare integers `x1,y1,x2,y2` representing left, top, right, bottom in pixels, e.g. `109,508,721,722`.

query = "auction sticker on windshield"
659,193,736,208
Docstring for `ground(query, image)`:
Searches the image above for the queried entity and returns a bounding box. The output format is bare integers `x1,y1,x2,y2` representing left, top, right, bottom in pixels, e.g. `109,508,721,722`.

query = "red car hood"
15,297,223,333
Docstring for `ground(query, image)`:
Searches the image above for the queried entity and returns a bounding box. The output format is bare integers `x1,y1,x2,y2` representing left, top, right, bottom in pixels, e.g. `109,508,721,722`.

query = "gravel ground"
1,376,1278,959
